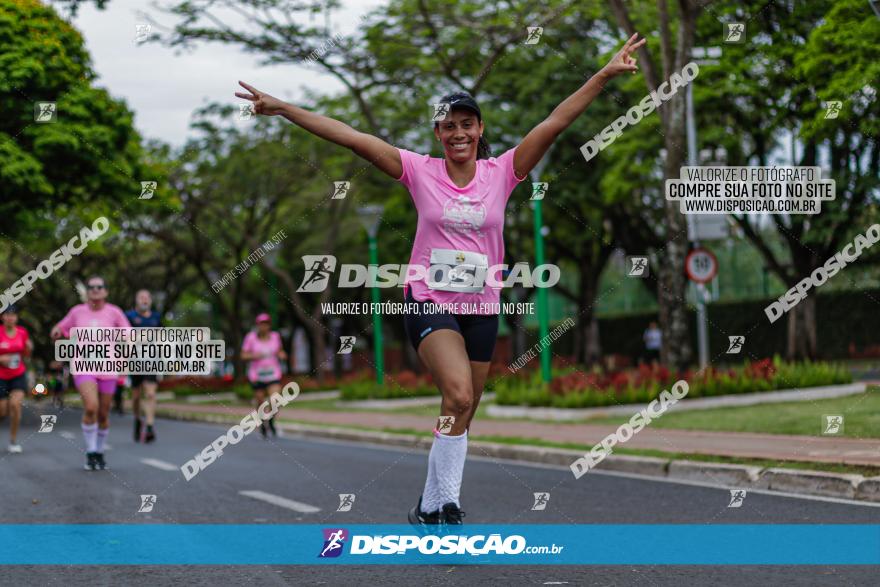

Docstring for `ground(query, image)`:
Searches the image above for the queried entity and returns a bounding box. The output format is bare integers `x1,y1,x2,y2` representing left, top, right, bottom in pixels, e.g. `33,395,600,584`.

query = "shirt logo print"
441,195,486,236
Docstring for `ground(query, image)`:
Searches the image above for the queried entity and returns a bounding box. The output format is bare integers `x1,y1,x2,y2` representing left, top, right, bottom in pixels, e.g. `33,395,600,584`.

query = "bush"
339,370,439,401
494,356,852,408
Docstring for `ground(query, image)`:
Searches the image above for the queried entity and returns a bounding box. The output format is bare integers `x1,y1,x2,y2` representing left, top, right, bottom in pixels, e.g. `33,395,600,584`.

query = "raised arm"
51,307,76,340
513,33,646,179
235,82,402,180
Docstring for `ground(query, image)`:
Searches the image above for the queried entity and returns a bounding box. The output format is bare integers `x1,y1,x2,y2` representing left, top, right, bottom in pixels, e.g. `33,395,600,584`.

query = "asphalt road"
1,399,878,585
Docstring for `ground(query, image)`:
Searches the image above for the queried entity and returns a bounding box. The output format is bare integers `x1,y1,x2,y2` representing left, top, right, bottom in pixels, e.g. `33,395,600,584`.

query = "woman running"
51,276,131,470
0,305,32,453
241,313,287,438
235,32,644,525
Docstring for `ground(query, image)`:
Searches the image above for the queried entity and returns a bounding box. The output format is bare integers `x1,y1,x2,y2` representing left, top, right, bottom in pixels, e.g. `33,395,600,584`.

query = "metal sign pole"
687,81,710,370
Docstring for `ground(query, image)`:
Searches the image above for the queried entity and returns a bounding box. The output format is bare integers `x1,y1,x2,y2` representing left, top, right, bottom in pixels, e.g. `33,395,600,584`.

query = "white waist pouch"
427,248,488,293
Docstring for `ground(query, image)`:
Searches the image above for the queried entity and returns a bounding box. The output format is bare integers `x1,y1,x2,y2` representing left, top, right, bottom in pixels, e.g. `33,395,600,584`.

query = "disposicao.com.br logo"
296,255,560,292
317,528,563,558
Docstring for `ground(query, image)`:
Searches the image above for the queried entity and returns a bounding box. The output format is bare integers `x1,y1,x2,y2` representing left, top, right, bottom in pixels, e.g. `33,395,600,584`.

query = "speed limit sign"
685,248,718,283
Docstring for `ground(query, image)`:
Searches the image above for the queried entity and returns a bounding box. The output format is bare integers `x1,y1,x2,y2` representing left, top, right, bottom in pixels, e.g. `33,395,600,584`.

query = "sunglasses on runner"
87,284,106,290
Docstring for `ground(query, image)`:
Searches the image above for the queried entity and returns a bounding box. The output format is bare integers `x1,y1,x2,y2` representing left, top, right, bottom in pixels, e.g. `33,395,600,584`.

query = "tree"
0,0,146,239
702,0,880,358
604,0,711,368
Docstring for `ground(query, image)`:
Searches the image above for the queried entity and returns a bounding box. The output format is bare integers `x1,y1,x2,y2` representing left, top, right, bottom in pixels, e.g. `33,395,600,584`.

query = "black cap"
438,92,481,121
1,304,19,314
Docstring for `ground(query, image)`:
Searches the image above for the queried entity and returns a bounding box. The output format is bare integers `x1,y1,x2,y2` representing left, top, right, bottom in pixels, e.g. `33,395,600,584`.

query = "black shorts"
403,288,499,363
130,375,159,387
0,374,27,399
251,380,281,391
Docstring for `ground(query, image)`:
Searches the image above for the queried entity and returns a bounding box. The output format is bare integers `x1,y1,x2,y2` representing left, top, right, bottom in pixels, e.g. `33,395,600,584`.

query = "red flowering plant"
495,356,851,408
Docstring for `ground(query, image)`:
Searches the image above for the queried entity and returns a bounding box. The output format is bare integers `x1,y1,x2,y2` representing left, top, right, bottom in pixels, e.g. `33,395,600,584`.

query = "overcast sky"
70,0,385,147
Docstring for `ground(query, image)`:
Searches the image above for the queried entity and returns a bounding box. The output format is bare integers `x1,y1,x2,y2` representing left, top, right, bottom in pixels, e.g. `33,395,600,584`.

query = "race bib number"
257,367,276,382
427,248,488,293
7,354,20,370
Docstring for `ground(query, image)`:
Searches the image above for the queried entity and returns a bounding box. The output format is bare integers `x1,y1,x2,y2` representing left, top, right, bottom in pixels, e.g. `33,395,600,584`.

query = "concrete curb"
668,460,762,486
340,392,494,409
339,395,440,409
856,477,880,502
153,406,880,503
486,382,867,421
185,392,237,403
757,468,863,499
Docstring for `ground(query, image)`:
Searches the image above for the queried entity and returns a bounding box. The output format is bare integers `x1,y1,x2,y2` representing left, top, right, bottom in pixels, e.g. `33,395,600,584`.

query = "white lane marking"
141,458,178,471
239,490,321,513
59,431,76,440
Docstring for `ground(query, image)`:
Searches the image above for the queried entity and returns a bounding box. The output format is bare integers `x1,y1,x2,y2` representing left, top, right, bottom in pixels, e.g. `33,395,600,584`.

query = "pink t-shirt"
397,147,525,314
56,303,130,335
242,331,282,383
0,326,28,379
55,303,131,377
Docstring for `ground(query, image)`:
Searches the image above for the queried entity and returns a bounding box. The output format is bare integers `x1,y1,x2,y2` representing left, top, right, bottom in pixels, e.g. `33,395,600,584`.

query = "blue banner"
1,525,878,565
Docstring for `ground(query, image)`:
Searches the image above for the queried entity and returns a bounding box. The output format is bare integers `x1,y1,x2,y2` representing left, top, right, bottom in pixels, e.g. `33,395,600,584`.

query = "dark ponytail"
477,134,492,160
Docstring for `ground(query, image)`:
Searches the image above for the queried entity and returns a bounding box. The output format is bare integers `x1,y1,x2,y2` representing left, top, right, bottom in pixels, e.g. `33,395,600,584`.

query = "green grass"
273,418,880,478
583,387,880,438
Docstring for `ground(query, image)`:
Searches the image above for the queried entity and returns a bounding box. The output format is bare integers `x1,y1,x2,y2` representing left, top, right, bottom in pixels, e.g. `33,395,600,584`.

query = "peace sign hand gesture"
600,33,647,80
235,81,288,116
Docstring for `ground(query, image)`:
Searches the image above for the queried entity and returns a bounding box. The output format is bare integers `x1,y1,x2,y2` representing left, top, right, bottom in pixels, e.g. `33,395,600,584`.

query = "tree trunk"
786,296,817,360
306,319,329,384
657,3,696,369
659,132,693,369
574,274,601,365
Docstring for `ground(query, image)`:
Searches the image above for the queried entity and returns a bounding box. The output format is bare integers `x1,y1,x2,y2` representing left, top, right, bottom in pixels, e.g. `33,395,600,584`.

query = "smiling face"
434,109,484,164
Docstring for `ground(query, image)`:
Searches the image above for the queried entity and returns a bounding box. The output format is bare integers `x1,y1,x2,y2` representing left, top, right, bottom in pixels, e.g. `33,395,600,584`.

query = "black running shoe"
84,452,97,471
145,425,155,444
441,502,466,525
408,496,442,528
134,418,142,443
267,417,277,437
95,453,108,470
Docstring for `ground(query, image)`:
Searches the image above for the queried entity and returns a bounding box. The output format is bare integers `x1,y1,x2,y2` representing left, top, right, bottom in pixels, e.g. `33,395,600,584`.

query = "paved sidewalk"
158,402,880,467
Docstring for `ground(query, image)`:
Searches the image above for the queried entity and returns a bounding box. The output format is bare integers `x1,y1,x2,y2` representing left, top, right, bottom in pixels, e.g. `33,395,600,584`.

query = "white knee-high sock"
422,430,468,511
95,427,109,453
82,422,98,453
420,431,442,513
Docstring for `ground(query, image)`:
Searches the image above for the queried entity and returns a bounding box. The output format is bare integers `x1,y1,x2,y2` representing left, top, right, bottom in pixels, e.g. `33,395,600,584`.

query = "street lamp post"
357,205,385,385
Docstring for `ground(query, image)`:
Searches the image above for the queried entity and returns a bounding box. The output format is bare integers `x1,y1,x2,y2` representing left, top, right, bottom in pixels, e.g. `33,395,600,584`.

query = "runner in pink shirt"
241,313,286,439
51,275,131,471
0,305,32,454
235,32,646,525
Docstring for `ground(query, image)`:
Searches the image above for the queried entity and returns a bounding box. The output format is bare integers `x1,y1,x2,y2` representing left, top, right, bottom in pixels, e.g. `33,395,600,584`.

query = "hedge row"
516,288,880,361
